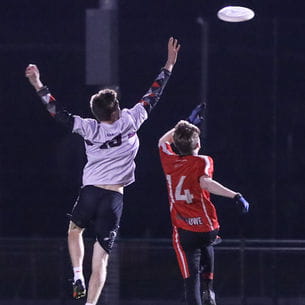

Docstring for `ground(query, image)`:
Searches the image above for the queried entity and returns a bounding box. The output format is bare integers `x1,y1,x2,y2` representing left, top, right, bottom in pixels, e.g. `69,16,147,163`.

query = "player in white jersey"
25,37,180,305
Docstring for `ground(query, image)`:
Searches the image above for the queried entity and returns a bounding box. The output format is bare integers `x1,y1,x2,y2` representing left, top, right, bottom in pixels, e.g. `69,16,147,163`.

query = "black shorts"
177,228,219,251
172,227,219,279
70,185,123,253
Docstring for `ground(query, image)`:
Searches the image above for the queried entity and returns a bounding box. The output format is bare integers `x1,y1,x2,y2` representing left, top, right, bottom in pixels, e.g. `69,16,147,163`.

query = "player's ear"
110,108,120,122
196,140,201,150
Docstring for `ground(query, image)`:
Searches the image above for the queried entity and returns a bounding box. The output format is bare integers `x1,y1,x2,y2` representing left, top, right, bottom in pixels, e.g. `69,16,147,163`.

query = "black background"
1,0,305,240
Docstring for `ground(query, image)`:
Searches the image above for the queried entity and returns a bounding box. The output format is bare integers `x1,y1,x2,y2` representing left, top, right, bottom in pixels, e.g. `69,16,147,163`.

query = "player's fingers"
173,38,178,48
26,66,33,73
168,37,173,48
25,69,33,75
25,67,32,74
26,64,39,78
27,64,38,72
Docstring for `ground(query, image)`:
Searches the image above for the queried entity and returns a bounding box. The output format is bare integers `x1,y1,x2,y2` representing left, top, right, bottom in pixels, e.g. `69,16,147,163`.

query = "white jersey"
73,103,148,186
37,68,171,187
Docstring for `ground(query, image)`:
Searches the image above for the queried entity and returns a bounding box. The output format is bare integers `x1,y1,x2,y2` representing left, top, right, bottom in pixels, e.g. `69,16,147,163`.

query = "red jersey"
159,142,220,232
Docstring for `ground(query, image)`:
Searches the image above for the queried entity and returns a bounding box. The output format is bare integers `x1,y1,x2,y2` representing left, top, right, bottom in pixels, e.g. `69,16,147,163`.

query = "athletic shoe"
72,279,86,299
202,289,216,305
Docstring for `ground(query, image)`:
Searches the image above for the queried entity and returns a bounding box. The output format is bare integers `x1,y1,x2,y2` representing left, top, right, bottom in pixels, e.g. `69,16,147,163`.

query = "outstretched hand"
25,64,43,91
234,193,250,214
187,103,206,126
164,37,181,72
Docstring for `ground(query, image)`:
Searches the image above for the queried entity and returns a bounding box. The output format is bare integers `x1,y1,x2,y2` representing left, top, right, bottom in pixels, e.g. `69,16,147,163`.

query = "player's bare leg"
68,221,86,298
86,241,109,305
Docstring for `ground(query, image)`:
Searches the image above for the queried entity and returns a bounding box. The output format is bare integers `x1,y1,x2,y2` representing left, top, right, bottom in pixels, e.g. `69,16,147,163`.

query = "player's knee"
68,221,84,235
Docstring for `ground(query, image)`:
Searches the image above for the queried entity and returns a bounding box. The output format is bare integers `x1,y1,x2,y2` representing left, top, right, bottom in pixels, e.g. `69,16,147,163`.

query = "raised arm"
158,128,175,146
158,102,206,147
25,64,74,129
164,37,181,72
140,37,180,114
25,64,44,91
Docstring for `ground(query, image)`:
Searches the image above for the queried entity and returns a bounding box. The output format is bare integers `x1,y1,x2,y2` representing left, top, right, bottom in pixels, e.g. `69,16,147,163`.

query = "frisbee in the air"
217,6,255,22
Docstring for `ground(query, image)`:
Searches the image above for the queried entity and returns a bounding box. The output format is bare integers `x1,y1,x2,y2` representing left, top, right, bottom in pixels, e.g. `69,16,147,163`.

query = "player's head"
90,89,120,122
173,120,201,155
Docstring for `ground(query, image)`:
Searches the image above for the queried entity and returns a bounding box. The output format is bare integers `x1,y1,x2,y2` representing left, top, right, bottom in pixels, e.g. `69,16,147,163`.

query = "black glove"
186,103,206,126
234,193,250,214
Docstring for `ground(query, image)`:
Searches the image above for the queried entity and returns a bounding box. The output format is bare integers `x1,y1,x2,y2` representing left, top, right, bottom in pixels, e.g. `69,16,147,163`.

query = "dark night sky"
0,0,305,240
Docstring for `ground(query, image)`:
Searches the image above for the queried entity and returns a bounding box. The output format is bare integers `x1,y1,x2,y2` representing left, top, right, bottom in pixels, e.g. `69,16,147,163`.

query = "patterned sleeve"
36,86,74,131
125,103,148,131
139,68,172,113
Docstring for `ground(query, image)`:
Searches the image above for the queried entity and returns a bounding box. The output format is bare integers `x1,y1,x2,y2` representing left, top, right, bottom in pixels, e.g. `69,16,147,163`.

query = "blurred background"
1,0,305,304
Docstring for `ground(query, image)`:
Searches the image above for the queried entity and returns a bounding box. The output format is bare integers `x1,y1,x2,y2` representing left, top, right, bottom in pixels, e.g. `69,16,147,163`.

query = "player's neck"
193,149,200,156
100,119,116,124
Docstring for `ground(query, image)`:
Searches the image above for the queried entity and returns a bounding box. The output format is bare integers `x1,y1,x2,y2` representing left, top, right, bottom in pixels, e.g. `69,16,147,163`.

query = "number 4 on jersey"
166,175,194,204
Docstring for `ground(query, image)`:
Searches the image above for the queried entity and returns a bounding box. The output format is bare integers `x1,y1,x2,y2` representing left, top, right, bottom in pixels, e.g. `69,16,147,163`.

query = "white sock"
73,266,84,284
85,303,93,305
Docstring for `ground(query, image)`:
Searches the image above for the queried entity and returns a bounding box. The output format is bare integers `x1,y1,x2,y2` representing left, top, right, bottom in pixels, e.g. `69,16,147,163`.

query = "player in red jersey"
158,109,249,305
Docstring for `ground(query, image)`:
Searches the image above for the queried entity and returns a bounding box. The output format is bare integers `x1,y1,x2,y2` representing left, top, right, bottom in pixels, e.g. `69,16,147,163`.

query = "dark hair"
90,89,119,122
173,120,200,155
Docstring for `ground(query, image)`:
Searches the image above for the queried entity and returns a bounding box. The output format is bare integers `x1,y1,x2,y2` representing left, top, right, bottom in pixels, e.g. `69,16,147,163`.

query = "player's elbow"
158,139,164,147
199,176,212,191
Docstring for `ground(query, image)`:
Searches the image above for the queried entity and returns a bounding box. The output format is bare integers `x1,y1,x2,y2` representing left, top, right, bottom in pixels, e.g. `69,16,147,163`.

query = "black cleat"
202,289,216,305
72,279,86,299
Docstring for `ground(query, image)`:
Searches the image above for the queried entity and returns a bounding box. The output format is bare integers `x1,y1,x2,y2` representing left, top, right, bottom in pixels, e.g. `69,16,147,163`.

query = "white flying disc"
217,6,255,22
